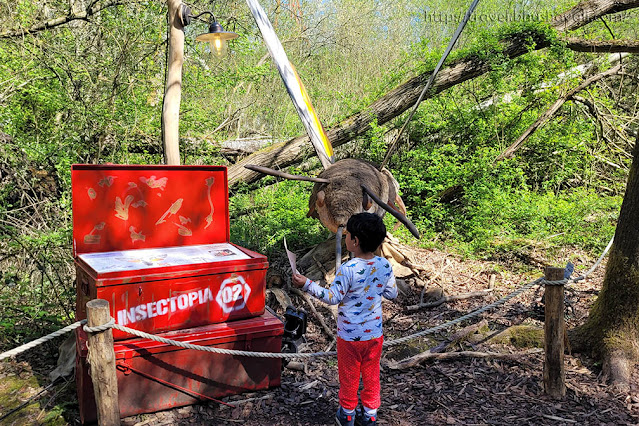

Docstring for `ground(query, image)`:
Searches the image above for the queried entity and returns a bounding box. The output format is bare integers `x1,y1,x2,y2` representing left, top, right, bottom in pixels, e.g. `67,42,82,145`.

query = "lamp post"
161,2,238,166
162,0,185,165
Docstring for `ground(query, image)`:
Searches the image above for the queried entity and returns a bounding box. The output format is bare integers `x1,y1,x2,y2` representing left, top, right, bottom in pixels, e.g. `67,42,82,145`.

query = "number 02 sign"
216,275,252,314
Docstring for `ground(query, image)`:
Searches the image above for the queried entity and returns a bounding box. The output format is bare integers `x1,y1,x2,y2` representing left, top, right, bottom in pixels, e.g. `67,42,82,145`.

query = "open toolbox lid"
76,310,283,358
72,164,230,257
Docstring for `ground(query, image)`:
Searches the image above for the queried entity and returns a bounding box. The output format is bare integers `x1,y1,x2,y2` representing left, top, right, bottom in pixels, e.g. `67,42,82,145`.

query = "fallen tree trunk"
474,52,627,111
551,0,639,32
228,0,639,187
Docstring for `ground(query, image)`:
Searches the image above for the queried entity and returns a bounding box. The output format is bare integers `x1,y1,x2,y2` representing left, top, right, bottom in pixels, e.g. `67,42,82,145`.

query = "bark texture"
551,0,639,32
562,37,639,53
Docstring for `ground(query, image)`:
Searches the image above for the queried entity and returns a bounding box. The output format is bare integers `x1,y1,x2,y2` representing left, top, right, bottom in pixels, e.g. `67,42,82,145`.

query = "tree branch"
0,1,128,39
387,349,543,370
405,289,494,312
551,0,639,32
291,287,335,340
562,37,639,53
228,29,555,185
495,63,623,161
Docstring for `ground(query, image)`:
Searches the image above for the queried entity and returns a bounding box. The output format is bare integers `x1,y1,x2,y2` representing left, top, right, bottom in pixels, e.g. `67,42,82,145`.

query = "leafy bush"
230,179,330,258
392,132,621,254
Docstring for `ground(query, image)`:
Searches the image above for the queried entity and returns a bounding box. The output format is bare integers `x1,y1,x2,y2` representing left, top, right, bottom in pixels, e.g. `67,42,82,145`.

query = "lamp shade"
196,22,239,57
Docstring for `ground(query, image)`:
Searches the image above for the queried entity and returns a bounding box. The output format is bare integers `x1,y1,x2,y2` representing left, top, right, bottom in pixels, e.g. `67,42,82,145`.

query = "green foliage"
361,118,389,164
0,3,636,423
0,226,74,350
389,23,628,255
395,135,621,254
230,179,329,258
414,19,562,78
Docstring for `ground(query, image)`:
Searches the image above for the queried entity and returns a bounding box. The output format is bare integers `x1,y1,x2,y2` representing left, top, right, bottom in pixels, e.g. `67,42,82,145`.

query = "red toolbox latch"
116,361,132,376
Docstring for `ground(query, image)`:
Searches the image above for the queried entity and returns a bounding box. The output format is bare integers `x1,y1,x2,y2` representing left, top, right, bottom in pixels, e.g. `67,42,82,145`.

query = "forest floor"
2,241,639,425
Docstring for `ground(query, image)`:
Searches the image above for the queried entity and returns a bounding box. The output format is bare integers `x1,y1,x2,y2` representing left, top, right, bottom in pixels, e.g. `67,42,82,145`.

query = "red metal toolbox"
72,164,268,339
76,310,283,424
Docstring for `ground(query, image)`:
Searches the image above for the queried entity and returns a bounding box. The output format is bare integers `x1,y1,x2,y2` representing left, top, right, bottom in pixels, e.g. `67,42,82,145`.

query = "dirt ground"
2,242,639,425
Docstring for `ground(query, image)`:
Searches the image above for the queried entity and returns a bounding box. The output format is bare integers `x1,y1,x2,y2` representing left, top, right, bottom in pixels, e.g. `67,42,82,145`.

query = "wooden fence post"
543,266,566,399
86,299,120,425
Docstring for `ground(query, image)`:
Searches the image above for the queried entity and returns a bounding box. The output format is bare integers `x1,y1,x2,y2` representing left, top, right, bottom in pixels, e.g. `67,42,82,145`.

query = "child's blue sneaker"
335,406,355,426
355,407,377,426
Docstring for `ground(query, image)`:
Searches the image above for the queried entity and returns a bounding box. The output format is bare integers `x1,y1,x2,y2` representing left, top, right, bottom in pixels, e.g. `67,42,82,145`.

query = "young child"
292,212,397,426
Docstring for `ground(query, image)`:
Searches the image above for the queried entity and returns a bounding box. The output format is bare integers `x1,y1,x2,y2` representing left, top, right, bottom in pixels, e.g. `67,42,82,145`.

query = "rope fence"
0,236,614,362
0,320,86,361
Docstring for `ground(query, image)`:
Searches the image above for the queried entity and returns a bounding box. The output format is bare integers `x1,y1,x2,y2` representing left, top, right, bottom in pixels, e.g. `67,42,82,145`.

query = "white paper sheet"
284,237,298,274
78,243,250,274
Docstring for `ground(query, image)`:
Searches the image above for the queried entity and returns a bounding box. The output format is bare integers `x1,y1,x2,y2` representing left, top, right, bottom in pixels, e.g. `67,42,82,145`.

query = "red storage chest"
72,164,268,339
75,311,284,424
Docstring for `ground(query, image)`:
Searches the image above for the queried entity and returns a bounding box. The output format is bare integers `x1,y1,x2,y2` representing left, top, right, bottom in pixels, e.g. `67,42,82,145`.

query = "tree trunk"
572,133,639,390
551,0,639,32
228,0,639,187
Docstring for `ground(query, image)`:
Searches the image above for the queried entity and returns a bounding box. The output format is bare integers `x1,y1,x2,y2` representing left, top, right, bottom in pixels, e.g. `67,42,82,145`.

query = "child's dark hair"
346,212,387,253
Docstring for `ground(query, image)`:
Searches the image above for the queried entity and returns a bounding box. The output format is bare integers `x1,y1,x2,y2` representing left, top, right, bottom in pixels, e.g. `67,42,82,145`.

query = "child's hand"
292,273,307,288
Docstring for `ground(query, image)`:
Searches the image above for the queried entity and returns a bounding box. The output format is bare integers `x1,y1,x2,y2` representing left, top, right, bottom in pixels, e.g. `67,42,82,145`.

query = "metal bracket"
179,4,192,27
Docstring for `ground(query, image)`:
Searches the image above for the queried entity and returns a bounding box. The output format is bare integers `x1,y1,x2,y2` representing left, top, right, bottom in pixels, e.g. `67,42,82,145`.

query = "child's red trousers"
337,336,383,410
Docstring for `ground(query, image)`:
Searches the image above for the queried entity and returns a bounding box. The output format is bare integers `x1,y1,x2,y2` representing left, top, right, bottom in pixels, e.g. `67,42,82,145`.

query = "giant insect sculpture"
245,160,419,237
246,0,419,270
245,160,419,270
